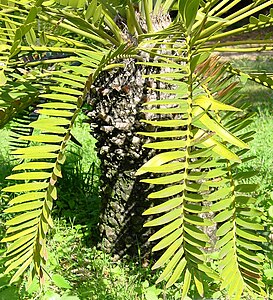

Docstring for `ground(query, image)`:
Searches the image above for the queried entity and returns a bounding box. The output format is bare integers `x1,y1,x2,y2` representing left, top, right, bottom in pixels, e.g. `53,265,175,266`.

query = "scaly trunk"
86,58,157,258
86,11,173,258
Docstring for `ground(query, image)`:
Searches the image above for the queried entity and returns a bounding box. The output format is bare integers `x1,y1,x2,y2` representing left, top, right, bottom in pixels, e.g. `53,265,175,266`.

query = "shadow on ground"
53,145,101,246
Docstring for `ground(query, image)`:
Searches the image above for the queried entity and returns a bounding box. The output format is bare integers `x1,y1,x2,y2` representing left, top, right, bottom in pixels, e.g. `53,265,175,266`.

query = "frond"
137,0,269,294
200,58,266,299
206,7,273,43
0,0,45,83
1,41,137,283
136,52,224,297
1,70,84,284
40,2,122,46
195,3,273,52
8,107,39,151
0,70,45,129
227,63,273,90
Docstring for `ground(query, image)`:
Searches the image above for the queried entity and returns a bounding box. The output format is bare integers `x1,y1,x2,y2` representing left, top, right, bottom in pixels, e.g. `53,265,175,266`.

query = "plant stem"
196,22,273,45
198,46,273,53
39,15,109,45
143,0,153,32
208,0,231,16
200,0,273,39
127,0,143,35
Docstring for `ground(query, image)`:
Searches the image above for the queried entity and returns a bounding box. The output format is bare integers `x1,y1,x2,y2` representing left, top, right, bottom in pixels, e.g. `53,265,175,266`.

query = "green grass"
232,56,273,113
54,113,101,233
1,58,273,299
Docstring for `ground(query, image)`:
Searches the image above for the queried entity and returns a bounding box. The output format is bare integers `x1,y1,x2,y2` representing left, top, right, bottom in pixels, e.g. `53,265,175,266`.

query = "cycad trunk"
85,12,173,259
86,59,156,258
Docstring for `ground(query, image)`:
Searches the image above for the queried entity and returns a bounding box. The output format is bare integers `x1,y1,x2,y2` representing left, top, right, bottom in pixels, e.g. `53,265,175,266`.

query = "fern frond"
1,47,95,282
198,58,266,298
1,73,83,284
1,41,137,283
136,50,243,296
213,142,266,299
138,34,266,297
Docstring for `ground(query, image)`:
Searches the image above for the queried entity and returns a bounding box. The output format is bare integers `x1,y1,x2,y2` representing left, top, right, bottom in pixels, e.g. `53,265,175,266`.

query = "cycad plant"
1,0,273,298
